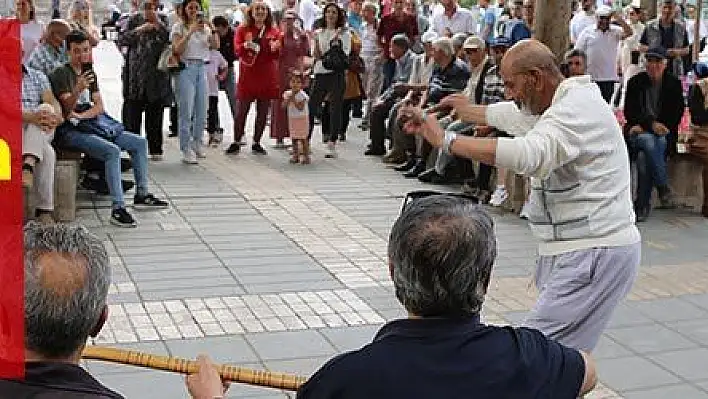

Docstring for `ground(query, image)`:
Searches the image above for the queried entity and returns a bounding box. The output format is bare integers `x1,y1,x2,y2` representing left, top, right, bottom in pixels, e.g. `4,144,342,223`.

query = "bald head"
24,222,110,360
499,39,564,115
501,39,560,76
45,19,71,48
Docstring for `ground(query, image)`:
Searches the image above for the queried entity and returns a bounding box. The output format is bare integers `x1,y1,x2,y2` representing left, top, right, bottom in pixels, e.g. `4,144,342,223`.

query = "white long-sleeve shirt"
487,76,640,255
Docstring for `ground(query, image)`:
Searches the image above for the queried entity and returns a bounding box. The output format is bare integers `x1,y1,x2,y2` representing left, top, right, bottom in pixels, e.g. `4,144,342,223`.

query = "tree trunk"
641,0,657,20
532,0,572,62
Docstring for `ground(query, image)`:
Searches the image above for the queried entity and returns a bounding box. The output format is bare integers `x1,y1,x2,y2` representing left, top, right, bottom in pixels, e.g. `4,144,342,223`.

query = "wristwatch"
443,131,458,155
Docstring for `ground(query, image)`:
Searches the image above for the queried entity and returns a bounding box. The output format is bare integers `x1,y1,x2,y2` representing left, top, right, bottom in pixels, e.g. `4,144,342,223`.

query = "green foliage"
458,0,478,9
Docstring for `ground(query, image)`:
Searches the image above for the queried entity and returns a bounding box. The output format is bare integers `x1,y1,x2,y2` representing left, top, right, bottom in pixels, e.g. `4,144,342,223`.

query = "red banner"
0,18,25,379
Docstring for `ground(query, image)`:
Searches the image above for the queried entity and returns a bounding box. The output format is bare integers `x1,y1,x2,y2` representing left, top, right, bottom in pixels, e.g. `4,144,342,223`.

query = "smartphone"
81,62,93,73
196,11,205,22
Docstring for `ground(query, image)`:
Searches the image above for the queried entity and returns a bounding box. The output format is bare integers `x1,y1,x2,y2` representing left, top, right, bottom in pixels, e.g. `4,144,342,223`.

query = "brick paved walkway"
75,42,708,398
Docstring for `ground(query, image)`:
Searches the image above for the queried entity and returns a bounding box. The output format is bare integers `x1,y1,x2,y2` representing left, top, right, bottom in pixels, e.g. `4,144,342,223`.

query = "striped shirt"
26,43,68,77
427,58,471,105
21,65,51,114
481,65,505,105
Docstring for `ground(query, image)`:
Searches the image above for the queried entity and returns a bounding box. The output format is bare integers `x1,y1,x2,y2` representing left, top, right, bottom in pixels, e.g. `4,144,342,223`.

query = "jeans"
63,130,149,209
222,66,238,121
630,132,668,208
176,61,207,154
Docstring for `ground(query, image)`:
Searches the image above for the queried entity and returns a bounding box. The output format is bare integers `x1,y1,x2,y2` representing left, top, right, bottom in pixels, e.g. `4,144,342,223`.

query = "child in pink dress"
283,72,310,164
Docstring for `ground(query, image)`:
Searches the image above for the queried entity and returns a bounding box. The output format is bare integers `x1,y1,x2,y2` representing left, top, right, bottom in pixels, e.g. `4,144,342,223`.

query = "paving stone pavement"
70,41,708,398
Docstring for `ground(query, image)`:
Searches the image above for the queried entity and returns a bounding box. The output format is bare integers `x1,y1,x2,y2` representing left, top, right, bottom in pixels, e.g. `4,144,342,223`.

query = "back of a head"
24,222,110,359
505,39,560,75
388,196,497,317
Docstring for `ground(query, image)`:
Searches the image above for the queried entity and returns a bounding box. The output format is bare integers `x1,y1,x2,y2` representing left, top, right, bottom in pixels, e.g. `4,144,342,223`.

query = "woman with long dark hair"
118,0,172,160
309,3,351,158
226,1,282,155
171,0,219,164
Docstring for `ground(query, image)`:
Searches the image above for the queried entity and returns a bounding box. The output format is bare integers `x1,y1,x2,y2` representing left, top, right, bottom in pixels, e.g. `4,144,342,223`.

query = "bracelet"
442,131,457,155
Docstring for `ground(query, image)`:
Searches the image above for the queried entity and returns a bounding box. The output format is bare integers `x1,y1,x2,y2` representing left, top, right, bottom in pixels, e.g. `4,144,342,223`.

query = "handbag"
158,44,185,73
321,30,349,72
76,113,125,141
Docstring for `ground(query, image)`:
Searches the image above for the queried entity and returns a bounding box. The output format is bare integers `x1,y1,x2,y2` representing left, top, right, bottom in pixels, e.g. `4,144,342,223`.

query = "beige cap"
463,36,485,50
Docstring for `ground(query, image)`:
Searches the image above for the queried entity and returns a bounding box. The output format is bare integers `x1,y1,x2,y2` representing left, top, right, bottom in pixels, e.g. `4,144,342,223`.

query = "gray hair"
391,33,410,50
24,222,111,358
452,32,468,51
362,1,378,12
388,196,497,317
432,37,455,57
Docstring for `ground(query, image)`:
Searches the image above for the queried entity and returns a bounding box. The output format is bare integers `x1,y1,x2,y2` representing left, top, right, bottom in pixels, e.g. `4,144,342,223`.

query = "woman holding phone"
171,0,219,164
227,1,282,155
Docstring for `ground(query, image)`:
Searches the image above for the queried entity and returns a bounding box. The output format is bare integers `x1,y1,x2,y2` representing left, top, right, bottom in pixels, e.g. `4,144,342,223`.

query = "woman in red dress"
226,1,282,155
270,8,311,148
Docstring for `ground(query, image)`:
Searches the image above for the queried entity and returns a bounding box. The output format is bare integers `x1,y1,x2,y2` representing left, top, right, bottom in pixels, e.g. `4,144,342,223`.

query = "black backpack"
321,35,349,72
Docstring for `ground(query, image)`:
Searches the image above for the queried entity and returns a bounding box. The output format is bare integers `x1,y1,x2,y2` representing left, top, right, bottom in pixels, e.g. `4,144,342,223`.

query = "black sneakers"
225,143,240,154
252,143,267,155
110,207,137,228
134,193,169,209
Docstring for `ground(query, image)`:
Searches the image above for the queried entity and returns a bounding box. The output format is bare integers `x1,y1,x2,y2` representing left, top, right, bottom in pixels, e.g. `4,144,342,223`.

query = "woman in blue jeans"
171,0,219,164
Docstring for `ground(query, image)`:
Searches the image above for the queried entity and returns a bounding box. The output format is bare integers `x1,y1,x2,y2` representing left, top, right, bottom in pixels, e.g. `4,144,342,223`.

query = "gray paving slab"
622,384,708,399
165,336,261,364
666,319,708,345
648,348,708,381
94,370,188,399
629,297,708,322
319,326,380,352
606,324,699,354
242,280,344,294
140,286,246,301
263,356,332,377
245,331,338,361
597,356,682,392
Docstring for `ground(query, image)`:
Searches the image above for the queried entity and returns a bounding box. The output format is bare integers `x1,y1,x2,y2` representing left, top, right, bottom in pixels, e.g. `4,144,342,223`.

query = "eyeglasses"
400,190,479,214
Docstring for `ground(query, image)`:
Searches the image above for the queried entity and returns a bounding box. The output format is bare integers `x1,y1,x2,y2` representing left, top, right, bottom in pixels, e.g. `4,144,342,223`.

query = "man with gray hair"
0,222,124,398
295,194,597,398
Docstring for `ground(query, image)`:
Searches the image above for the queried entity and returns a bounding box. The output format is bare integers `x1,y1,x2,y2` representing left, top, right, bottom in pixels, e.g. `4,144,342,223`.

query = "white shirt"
489,76,641,255
171,22,212,61
313,28,352,74
408,53,435,85
206,50,227,96
686,18,708,45
284,89,309,118
575,25,624,82
569,11,595,43
430,6,477,36
299,0,318,31
21,21,43,65
361,21,378,57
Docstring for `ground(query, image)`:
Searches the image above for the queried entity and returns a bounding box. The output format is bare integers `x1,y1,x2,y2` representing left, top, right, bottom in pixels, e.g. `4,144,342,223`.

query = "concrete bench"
663,154,704,211
53,149,82,222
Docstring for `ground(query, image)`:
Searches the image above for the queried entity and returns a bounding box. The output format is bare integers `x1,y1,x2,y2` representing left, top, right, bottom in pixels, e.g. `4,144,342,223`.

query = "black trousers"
169,104,178,134
321,99,357,140
123,99,165,155
207,96,220,133
308,72,346,143
596,81,615,104
369,98,396,151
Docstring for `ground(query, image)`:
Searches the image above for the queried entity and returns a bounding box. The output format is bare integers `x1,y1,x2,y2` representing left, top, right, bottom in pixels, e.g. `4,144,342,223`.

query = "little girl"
283,72,310,164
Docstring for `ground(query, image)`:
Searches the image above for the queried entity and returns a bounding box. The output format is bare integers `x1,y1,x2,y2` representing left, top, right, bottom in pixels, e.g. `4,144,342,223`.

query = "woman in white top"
67,0,101,47
309,3,351,158
617,5,644,79
16,0,43,64
171,0,219,164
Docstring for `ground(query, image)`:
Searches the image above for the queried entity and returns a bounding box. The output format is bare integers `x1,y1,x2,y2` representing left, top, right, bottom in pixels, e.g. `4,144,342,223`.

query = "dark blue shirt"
427,58,471,105
296,315,585,399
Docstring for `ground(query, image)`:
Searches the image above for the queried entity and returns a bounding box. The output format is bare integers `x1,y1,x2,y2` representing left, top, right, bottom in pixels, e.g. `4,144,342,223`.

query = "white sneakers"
182,150,198,164
325,142,337,159
489,186,509,207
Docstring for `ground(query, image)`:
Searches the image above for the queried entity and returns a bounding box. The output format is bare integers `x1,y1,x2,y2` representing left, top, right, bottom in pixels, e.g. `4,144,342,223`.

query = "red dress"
234,24,282,100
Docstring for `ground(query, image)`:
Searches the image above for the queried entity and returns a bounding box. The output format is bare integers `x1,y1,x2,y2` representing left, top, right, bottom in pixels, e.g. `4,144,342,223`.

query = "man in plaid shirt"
21,46,64,224
27,20,70,76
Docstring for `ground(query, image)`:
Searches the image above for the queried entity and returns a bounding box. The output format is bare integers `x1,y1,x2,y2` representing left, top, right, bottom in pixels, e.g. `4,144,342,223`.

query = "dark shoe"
121,158,132,172
134,193,169,210
339,134,346,141
168,131,178,138
394,158,416,172
252,143,267,155
110,207,137,228
658,191,677,209
702,205,708,218
225,143,240,154
635,204,651,223
403,160,426,178
418,168,456,184
365,148,386,156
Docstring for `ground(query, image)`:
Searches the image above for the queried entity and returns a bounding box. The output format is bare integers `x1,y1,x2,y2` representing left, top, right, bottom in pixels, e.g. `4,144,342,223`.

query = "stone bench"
662,154,704,211
25,149,82,222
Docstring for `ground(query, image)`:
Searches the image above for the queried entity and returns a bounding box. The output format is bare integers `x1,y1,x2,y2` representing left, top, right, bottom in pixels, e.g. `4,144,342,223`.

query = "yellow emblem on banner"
0,139,10,181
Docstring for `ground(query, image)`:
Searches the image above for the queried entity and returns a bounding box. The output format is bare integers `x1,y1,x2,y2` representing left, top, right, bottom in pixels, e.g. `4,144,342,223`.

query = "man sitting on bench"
22,47,64,224
49,30,168,227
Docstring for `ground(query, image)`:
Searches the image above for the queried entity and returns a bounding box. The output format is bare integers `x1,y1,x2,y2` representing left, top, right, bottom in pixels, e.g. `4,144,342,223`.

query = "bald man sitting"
27,19,71,76
401,39,641,353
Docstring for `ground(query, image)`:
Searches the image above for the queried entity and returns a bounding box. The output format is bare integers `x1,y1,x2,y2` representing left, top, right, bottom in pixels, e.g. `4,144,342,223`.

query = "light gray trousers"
23,121,55,211
523,242,641,352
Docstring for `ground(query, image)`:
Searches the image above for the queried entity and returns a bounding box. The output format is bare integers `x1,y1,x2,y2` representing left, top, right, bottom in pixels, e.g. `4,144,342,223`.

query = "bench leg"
53,160,79,222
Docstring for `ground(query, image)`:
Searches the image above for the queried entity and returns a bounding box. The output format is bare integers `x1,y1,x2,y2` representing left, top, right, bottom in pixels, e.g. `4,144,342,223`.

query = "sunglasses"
400,190,479,214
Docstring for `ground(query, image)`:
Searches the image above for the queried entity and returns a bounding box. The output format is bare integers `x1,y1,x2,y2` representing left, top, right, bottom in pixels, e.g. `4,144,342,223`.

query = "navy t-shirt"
297,315,585,399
